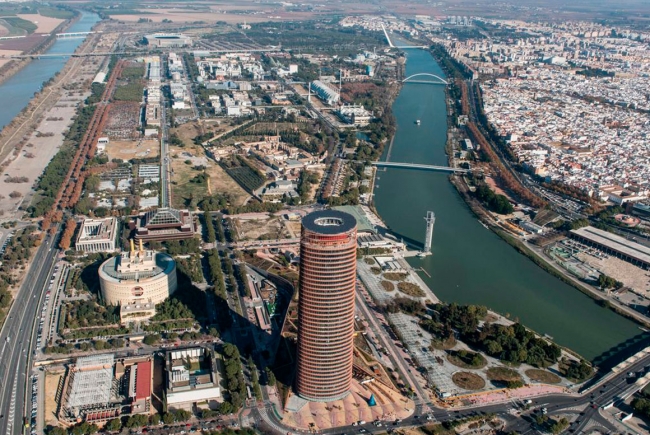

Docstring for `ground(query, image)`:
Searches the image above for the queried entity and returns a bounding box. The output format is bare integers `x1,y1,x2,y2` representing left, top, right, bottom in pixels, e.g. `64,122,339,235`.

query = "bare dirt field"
105,139,160,162
0,34,46,51
171,122,202,146
16,14,64,33
44,371,64,426
576,251,650,296
0,30,105,219
0,96,85,218
485,175,509,198
284,219,301,238
170,143,248,209
236,216,288,240
205,162,248,205
0,48,20,67
0,49,21,57
111,7,317,23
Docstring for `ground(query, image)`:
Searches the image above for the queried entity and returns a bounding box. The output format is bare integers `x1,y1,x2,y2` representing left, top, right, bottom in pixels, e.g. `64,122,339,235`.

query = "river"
373,47,641,361
0,12,101,132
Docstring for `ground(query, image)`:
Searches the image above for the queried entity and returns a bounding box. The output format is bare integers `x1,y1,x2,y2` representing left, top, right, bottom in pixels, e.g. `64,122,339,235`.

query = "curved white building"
99,242,177,320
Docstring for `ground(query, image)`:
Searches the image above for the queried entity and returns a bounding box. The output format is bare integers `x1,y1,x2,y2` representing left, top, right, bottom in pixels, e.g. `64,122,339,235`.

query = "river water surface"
0,12,100,131
373,47,640,361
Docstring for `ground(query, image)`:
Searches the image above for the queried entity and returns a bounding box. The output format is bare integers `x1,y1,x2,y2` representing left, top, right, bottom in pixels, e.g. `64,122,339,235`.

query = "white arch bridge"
402,73,448,85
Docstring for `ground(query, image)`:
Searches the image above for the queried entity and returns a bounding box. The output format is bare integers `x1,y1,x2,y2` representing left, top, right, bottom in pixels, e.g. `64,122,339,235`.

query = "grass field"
170,144,249,208
430,335,456,350
383,272,407,281
452,372,485,390
121,65,145,80
1,16,37,35
37,7,76,19
171,155,208,209
486,366,523,383
447,350,488,370
525,369,561,384
224,164,265,193
397,281,426,297
113,82,144,102
0,4,74,20
205,163,249,206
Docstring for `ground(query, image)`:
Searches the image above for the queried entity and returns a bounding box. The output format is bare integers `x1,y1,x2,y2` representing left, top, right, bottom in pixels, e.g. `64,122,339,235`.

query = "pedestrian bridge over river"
402,73,449,85
371,161,469,174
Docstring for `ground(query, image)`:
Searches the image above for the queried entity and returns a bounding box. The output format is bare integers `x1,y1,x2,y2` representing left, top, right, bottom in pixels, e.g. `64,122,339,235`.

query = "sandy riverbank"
0,29,111,220
0,12,80,87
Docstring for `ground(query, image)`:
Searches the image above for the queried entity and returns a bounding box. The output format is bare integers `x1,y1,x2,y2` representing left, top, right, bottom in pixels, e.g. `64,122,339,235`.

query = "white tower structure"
423,211,435,254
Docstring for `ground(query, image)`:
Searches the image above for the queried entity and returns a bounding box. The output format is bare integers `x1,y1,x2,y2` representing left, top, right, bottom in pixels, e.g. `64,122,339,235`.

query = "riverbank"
373,46,639,360
358,253,590,398
0,12,81,87
449,173,650,330
430,40,650,330
0,15,103,168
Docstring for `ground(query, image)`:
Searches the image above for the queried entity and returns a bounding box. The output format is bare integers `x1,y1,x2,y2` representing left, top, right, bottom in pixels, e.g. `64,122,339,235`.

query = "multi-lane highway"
255,352,650,435
0,229,59,435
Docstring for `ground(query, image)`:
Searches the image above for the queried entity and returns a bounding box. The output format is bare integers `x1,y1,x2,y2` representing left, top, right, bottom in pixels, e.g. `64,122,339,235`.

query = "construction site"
277,279,416,431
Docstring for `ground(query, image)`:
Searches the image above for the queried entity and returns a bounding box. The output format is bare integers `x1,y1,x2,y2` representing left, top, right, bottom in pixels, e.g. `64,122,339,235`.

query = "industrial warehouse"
569,226,650,270
59,354,153,424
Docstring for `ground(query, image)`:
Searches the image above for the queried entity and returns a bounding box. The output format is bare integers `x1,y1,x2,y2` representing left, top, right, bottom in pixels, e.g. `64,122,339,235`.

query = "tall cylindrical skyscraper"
295,210,357,402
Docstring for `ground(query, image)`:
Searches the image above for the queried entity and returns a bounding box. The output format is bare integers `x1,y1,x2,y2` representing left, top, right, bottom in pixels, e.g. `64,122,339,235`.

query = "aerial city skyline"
0,1,649,435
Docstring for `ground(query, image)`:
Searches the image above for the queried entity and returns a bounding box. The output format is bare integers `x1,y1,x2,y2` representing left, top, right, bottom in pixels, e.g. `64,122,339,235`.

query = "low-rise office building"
75,217,119,253
337,104,373,126
165,348,222,410
131,207,195,242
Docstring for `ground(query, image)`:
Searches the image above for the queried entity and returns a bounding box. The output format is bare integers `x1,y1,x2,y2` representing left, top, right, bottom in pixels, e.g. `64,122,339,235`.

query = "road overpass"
56,31,98,39
4,46,282,59
371,161,469,174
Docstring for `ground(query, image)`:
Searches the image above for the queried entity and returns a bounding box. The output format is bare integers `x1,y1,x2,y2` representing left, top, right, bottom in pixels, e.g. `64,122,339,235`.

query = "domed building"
98,240,177,322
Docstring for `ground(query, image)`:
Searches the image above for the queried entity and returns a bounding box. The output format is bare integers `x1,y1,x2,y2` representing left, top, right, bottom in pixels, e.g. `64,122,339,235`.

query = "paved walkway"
282,379,414,431
456,385,568,407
